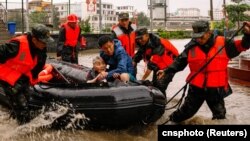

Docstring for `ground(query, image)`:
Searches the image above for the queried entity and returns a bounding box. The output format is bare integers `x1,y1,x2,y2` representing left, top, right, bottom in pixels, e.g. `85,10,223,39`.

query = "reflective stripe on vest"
63,23,80,47
112,24,137,57
0,35,38,86
186,36,229,88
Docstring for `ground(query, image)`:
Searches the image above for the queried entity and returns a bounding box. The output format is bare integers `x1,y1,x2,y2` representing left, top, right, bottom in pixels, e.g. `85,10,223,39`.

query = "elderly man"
157,20,250,124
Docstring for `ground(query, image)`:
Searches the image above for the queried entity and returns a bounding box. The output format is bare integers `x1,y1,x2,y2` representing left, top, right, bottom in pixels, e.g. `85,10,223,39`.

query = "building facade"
175,8,200,17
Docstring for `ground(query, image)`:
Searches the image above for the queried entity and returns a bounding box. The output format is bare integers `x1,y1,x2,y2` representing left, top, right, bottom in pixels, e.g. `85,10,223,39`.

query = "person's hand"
97,71,108,80
112,73,120,79
157,70,165,80
243,21,250,34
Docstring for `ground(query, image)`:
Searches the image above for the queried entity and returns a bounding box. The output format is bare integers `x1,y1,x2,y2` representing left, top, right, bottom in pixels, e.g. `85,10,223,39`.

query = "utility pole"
69,0,71,14
164,0,167,29
210,0,214,30
5,0,7,22
22,0,24,33
26,0,29,32
210,0,214,21
150,0,153,32
51,0,54,31
223,0,228,34
99,0,102,33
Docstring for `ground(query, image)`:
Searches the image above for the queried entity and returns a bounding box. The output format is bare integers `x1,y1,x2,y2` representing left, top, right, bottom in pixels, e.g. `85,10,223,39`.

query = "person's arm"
0,40,19,63
157,40,195,79
142,68,152,80
106,50,129,79
77,26,82,42
132,45,144,63
225,22,250,58
56,27,66,57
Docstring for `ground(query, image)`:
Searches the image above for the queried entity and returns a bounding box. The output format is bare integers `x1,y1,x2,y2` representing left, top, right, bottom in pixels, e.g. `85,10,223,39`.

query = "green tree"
79,17,92,33
226,4,250,29
52,8,60,30
29,11,49,27
213,20,235,30
136,12,150,27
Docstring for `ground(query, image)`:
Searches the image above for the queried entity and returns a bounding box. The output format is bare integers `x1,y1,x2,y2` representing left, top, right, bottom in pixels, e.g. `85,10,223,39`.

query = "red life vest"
186,36,229,88
112,24,136,57
63,23,80,47
147,38,179,70
0,35,38,86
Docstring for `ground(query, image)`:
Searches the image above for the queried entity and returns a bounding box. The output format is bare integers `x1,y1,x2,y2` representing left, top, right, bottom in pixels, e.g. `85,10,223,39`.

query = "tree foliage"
225,4,250,28
52,8,60,30
29,11,49,27
136,12,150,27
213,20,235,30
79,17,92,33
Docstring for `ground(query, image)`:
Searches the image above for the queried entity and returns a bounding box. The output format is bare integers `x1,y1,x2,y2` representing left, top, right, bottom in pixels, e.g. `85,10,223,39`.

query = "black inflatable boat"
0,60,166,127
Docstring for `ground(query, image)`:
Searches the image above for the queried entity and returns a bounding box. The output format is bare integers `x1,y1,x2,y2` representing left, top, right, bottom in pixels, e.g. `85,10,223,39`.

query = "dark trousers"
0,76,31,124
170,85,226,123
61,46,78,64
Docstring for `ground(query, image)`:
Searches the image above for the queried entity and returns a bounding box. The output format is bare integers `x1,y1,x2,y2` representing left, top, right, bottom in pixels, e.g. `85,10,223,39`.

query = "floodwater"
0,39,249,141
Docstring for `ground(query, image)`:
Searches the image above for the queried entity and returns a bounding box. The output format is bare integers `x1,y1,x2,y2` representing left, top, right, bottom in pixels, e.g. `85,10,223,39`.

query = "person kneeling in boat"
97,35,136,83
0,24,54,124
86,56,107,83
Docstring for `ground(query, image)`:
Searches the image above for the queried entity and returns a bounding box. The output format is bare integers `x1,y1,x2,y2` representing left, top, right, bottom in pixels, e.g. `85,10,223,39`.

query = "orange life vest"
63,23,80,47
112,24,136,57
0,35,38,86
38,64,53,83
147,38,179,70
186,36,229,88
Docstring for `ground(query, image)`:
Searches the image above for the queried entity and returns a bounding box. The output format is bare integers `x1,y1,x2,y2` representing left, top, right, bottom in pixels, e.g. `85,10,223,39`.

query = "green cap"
32,24,54,44
191,20,209,38
135,28,148,39
118,12,129,20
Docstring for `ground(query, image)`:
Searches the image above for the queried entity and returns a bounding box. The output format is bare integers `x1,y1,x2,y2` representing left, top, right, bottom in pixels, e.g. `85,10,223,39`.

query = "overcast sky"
2,0,235,16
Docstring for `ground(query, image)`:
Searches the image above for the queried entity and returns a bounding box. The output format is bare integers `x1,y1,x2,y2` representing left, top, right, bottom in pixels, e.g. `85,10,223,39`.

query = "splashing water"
1,103,68,139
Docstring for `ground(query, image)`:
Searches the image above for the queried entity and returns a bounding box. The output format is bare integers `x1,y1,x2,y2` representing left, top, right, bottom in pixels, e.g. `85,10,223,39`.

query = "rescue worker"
111,12,137,57
0,24,54,124
157,20,250,123
133,28,179,96
97,35,136,83
57,13,82,64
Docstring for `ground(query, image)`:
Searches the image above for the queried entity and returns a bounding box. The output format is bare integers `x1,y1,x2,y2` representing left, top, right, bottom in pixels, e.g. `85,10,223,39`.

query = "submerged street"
0,39,249,141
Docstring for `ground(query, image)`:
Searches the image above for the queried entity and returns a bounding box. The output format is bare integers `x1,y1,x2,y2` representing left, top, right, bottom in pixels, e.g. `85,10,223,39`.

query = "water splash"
1,103,68,139
65,113,90,129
